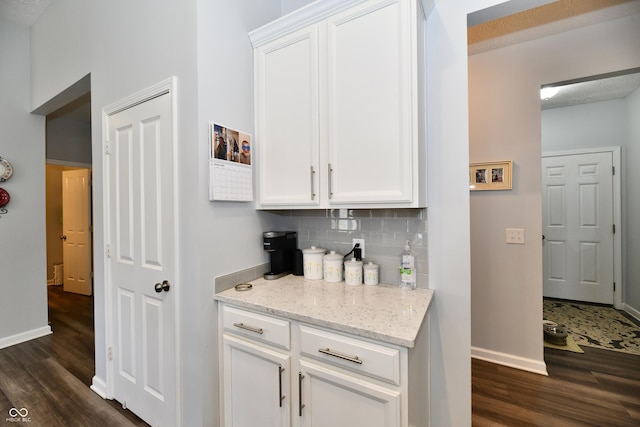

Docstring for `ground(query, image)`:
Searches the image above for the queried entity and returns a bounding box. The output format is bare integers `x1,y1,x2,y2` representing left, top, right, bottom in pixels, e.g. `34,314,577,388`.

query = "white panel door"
542,152,614,304
62,168,92,295
326,0,412,204
255,24,320,206
222,334,291,427
107,92,176,426
297,360,400,427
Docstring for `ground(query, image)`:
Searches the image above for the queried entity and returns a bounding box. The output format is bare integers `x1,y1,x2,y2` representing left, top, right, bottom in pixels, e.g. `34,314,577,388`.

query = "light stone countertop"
214,275,434,348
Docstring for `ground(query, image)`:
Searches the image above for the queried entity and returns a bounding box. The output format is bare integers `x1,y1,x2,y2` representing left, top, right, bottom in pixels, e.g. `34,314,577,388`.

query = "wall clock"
0,157,13,182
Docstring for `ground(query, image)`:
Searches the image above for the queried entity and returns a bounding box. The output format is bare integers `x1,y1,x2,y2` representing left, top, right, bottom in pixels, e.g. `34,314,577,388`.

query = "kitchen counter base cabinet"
218,302,429,427
250,0,427,209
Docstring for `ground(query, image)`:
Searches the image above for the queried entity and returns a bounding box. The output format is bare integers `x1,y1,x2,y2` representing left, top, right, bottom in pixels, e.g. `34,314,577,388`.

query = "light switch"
506,228,525,244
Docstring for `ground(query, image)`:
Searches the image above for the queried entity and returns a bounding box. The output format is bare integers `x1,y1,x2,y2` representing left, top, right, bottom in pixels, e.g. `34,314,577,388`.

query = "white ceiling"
0,0,51,27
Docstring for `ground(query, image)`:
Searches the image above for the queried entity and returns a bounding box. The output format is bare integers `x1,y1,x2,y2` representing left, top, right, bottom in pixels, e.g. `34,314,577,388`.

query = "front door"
542,151,614,304
62,168,92,295
106,89,177,426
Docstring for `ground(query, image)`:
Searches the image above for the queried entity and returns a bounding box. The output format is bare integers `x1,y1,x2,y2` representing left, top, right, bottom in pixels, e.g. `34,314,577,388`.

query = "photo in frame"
469,161,512,191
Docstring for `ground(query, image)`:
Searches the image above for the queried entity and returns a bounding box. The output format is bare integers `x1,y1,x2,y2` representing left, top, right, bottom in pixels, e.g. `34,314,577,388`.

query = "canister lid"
302,246,326,255
344,257,363,267
323,250,342,261
363,261,378,270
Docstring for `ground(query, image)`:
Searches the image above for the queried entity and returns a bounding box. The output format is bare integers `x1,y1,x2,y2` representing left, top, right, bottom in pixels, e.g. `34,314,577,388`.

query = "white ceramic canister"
323,251,343,283
363,262,379,285
344,258,363,286
302,246,326,280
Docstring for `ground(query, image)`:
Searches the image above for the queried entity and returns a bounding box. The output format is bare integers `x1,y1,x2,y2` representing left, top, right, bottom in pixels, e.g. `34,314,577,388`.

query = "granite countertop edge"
214,276,434,348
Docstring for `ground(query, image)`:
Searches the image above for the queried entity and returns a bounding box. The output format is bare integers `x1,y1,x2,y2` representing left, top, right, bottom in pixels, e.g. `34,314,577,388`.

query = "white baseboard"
623,303,640,322
90,376,109,399
0,325,52,350
471,346,548,376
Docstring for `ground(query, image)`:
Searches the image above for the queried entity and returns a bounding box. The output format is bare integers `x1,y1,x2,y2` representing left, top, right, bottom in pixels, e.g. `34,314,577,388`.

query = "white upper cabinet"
250,0,427,209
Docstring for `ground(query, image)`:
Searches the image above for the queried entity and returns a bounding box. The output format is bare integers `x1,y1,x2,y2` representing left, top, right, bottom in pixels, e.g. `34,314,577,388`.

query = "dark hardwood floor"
0,286,147,427
473,345,640,426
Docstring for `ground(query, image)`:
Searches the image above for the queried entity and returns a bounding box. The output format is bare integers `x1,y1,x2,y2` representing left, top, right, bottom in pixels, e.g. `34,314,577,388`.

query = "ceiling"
0,0,51,27
2,0,639,117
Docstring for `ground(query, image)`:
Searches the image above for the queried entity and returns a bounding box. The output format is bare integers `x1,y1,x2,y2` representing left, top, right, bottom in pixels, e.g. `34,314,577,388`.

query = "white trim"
46,159,92,168
623,303,640,323
0,326,52,350
542,146,623,310
471,346,548,376
102,76,181,426
90,376,108,399
249,0,372,47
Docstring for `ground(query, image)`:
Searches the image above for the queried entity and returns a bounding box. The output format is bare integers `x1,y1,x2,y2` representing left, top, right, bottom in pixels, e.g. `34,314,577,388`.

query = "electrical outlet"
506,228,525,244
352,238,365,258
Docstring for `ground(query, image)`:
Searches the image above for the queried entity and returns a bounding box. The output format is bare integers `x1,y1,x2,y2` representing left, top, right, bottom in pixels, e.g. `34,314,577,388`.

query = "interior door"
542,151,614,304
106,91,177,426
62,168,92,295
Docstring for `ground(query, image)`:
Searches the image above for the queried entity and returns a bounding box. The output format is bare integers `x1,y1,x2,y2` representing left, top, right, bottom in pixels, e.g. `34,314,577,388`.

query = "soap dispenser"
399,241,416,290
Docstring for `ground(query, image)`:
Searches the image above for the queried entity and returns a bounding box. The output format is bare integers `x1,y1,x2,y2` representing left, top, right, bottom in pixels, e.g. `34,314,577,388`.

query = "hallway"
0,286,146,426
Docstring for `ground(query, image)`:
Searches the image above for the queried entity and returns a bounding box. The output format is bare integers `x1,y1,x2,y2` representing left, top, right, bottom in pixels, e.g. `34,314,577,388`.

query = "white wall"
0,17,50,347
626,87,640,315
469,12,640,373
542,99,627,152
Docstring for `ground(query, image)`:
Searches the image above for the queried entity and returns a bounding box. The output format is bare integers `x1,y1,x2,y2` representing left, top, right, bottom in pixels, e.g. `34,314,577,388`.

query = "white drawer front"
222,305,290,350
298,325,400,385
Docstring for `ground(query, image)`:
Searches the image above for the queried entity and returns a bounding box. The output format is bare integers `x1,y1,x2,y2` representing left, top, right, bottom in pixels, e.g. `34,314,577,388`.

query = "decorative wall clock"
0,157,13,182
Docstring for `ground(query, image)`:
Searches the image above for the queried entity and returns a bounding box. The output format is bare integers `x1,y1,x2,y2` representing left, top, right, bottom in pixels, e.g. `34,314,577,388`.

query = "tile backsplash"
266,208,428,288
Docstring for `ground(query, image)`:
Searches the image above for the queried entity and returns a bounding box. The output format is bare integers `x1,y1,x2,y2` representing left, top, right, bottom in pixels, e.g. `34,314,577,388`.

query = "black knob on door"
60,235,67,241
154,280,171,293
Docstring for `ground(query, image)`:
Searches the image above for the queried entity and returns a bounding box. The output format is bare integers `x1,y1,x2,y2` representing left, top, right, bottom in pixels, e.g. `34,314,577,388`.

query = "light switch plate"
506,228,525,244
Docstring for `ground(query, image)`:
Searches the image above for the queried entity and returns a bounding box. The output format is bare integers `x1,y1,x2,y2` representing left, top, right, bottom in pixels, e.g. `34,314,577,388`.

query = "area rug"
543,299,640,355
543,334,584,353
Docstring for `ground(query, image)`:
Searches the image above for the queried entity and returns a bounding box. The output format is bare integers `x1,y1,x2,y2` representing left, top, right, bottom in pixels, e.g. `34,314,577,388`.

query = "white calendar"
209,123,253,202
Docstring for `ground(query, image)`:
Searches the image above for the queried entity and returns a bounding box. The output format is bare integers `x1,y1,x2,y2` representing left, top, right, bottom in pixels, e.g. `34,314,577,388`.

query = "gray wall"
0,17,49,346
46,116,92,164
626,87,640,315
469,11,640,373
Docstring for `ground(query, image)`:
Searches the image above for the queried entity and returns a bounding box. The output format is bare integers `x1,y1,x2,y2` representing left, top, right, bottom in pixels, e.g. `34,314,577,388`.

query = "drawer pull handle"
278,366,285,407
298,372,305,416
233,322,264,334
310,166,316,200
318,347,363,365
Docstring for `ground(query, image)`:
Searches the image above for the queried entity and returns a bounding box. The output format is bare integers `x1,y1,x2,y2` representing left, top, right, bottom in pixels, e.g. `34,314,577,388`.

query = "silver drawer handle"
318,347,363,365
233,322,264,334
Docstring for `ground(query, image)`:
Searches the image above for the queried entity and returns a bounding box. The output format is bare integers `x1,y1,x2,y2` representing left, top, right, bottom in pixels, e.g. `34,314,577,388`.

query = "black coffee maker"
263,231,297,280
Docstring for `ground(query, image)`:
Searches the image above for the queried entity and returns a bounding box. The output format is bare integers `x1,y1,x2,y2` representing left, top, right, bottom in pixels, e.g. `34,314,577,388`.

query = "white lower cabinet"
297,360,400,427
219,303,425,427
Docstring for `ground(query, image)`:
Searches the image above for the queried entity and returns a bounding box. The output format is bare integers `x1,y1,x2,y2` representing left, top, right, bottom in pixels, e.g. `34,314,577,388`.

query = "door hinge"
612,166,616,175
108,347,113,361
106,244,111,258
104,140,111,155
613,282,616,292
613,224,616,234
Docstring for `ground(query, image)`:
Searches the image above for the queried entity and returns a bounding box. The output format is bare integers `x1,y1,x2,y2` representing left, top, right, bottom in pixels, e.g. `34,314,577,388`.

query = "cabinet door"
297,360,401,427
326,0,413,204
222,334,291,427
255,25,321,207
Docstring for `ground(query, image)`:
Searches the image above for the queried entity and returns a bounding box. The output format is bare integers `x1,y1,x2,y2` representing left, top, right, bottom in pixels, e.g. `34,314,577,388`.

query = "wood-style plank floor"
473,345,640,426
0,286,147,427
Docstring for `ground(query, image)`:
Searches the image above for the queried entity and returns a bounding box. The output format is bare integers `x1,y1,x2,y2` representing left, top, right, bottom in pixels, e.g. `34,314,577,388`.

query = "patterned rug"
543,299,640,355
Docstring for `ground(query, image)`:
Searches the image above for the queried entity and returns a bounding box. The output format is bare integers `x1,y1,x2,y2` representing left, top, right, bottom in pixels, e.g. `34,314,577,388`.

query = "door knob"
60,235,67,241
154,280,170,293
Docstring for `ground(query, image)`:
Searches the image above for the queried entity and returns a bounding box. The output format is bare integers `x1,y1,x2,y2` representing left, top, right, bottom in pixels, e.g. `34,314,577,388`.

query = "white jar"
323,251,343,283
302,246,326,280
363,262,379,286
344,258,363,286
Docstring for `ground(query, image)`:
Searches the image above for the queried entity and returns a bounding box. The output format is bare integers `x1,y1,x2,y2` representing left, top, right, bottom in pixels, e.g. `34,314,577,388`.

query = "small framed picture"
469,161,512,191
